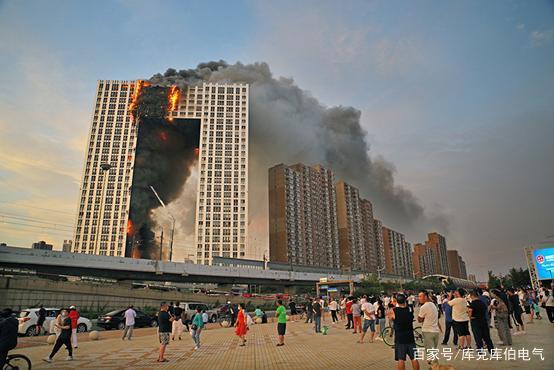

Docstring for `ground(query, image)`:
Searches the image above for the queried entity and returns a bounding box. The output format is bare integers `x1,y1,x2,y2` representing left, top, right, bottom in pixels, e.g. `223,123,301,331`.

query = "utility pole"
159,228,164,261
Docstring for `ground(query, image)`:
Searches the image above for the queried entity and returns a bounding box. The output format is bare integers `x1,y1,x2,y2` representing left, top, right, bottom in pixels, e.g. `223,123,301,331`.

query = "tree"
488,270,502,289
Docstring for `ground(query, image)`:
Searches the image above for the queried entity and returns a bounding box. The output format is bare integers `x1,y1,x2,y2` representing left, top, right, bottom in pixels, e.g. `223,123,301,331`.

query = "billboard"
533,245,554,280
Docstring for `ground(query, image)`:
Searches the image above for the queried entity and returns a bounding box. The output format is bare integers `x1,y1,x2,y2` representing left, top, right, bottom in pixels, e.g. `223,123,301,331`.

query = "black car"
97,309,158,330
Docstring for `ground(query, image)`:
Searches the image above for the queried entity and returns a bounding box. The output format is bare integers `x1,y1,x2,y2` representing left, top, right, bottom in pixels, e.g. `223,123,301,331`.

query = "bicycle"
3,353,32,370
381,325,424,348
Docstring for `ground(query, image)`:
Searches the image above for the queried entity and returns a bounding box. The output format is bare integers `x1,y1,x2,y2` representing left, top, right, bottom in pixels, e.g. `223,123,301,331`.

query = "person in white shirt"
359,298,377,343
329,299,339,322
122,305,136,340
417,291,441,364
447,288,471,349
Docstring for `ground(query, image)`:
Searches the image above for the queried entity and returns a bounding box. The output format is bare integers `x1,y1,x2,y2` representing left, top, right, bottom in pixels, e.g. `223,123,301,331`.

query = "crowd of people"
1,283,552,367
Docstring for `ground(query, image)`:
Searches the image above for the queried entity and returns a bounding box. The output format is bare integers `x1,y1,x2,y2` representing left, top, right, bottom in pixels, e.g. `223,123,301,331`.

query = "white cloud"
530,29,554,47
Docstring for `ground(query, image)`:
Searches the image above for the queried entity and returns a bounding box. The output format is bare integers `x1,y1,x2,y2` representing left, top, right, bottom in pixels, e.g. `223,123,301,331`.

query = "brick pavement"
13,315,554,369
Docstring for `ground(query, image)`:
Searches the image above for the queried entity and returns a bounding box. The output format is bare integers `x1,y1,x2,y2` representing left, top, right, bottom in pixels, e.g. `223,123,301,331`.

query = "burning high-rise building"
72,80,249,264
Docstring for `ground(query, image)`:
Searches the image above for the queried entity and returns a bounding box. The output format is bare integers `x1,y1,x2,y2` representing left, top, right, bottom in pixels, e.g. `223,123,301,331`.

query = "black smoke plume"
149,61,447,256
126,86,200,259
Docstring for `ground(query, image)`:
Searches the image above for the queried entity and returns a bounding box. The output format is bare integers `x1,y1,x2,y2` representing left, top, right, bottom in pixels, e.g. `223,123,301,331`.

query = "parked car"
18,308,92,336
178,302,218,323
97,309,158,330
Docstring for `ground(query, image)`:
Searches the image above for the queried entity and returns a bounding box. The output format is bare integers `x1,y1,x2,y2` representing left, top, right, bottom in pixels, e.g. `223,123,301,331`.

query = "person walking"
191,307,204,350
359,297,376,343
122,305,136,340
490,290,512,346
447,288,471,349
49,309,63,338
389,294,420,370
352,298,362,334
440,292,458,346
276,300,287,346
235,304,248,346
468,290,494,352
68,305,80,348
157,302,173,363
36,305,46,336
43,309,73,363
417,291,441,365
329,298,339,323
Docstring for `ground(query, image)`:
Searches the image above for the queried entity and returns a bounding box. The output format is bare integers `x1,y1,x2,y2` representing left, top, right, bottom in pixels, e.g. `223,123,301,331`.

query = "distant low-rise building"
32,241,53,250
62,240,73,253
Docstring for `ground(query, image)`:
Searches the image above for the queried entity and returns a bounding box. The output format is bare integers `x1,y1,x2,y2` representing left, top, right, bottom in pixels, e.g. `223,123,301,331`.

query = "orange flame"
194,147,199,156
166,85,180,121
128,80,150,122
127,219,134,236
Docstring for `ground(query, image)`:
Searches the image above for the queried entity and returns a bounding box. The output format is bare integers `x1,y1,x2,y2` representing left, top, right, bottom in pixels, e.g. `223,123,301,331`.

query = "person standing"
313,298,323,333
441,292,458,346
43,309,73,363
289,300,297,316
157,302,173,363
352,298,362,334
490,290,511,346
68,306,80,348
389,294,420,370
235,304,248,346
468,290,494,352
507,288,525,334
543,289,554,323
305,299,313,324
417,291,441,365
36,305,46,336
276,300,287,346
202,310,209,327
376,299,386,340
171,304,183,341
345,297,354,329
122,305,136,340
359,297,376,343
191,307,204,350
329,299,339,323
340,295,347,320
0,309,18,369
447,288,471,349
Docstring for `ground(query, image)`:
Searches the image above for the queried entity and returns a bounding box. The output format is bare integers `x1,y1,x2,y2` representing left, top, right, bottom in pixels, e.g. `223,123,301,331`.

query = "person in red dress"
235,303,248,346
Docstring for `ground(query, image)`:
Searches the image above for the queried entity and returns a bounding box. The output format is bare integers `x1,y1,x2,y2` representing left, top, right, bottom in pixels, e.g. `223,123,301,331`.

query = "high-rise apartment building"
73,80,248,265
373,219,386,271
382,226,413,278
268,163,340,268
412,242,437,278
459,256,468,280
426,232,450,276
336,181,376,272
447,249,462,278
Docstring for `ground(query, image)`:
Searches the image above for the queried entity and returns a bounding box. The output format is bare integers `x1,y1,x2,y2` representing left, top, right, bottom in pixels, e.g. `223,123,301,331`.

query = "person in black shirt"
43,309,72,363
468,290,494,352
157,302,173,363
507,288,525,333
0,309,18,369
389,294,420,370
305,299,313,323
313,300,322,333
37,305,46,335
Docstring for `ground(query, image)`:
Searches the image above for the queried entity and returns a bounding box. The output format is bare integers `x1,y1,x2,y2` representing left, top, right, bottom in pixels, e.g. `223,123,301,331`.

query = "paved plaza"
14,315,554,370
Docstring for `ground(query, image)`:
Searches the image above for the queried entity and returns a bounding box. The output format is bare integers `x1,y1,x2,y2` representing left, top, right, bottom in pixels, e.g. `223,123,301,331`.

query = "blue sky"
0,0,553,279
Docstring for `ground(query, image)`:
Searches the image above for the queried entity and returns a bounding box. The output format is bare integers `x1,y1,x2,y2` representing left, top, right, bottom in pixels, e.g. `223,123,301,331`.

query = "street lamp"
149,185,176,262
94,163,112,254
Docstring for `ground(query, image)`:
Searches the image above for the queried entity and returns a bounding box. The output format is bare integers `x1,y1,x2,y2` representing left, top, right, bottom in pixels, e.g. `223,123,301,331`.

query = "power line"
0,224,71,237
0,201,75,216
0,220,72,233
0,213,74,229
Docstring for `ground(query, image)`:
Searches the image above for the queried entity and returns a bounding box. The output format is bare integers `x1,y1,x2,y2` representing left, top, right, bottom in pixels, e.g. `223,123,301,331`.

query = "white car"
18,308,92,336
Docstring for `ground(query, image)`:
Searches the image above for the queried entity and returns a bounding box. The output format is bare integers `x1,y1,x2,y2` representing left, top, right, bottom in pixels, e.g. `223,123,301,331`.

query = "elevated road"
0,246,361,286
